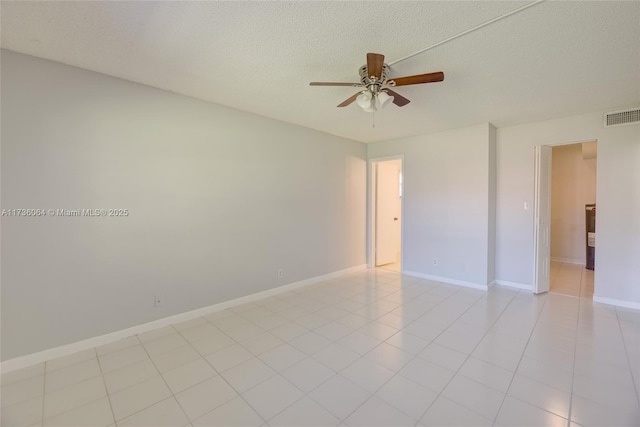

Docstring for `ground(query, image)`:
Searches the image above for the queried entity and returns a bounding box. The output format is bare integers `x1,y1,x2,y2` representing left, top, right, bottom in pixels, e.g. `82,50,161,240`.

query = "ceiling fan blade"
367,53,385,80
384,89,410,107
310,82,363,87
389,72,444,86
337,92,361,107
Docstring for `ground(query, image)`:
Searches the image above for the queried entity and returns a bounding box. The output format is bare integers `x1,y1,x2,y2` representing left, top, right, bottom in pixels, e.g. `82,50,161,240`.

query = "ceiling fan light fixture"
376,91,394,109
356,92,372,109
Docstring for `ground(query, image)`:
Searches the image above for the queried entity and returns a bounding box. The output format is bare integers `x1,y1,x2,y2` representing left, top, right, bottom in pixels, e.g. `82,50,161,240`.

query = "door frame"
532,145,552,294
532,139,598,294
368,155,404,271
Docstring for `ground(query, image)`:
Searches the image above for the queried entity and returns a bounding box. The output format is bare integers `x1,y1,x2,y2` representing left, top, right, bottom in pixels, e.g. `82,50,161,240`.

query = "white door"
376,162,399,266
534,145,552,294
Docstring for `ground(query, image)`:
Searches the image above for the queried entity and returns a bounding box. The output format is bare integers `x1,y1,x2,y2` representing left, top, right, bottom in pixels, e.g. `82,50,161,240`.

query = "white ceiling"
2,1,639,143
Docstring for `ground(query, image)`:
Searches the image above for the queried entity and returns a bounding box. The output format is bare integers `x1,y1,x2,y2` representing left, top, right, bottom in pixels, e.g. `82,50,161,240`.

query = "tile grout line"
175,314,272,425
565,285,583,427
410,287,523,426
137,325,203,427
489,290,551,426
40,360,47,427
407,288,512,425
12,270,625,427
307,284,493,425
230,279,411,424
614,306,640,408
94,347,118,427
38,352,111,425
257,276,445,424
184,274,402,425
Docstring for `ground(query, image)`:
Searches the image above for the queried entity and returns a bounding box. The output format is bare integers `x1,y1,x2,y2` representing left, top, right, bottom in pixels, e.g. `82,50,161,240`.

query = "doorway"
533,141,597,297
370,157,403,272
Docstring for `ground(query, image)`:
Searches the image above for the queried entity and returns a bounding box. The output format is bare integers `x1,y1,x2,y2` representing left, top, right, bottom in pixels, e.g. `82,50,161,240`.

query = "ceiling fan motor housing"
359,63,389,93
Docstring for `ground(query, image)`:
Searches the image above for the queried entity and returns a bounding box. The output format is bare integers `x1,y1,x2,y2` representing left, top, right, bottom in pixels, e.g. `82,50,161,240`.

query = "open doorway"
549,142,596,297
533,141,597,297
370,157,403,272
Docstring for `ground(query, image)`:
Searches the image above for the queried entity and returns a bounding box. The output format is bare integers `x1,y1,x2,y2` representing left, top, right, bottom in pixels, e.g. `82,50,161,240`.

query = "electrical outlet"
277,269,283,278
154,295,163,307
432,259,438,266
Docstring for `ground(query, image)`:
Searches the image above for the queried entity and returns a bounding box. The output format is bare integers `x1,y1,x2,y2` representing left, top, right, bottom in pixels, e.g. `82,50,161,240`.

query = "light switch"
524,202,529,210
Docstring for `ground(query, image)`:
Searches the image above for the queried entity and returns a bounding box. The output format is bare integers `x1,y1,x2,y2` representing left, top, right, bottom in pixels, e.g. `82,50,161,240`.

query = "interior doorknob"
394,217,398,221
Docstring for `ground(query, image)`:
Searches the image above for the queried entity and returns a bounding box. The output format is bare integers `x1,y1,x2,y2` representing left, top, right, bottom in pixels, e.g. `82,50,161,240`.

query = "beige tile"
109,376,171,421
340,357,394,392
98,345,149,374
1,375,45,408
46,349,96,373
508,374,570,419
95,336,140,357
458,357,514,393
241,375,304,420
142,333,189,356
1,364,45,386
281,357,334,392
43,377,107,419
137,326,177,343
441,375,505,421
103,359,159,394
150,345,201,373
496,396,567,427
118,397,188,427
1,395,43,427
175,375,237,421
43,397,113,427
162,358,217,394
9,270,640,427
344,396,415,427
45,358,102,393
308,375,369,420
191,396,263,427
269,396,339,427
421,396,492,427
220,358,276,393
375,375,438,420
205,344,253,373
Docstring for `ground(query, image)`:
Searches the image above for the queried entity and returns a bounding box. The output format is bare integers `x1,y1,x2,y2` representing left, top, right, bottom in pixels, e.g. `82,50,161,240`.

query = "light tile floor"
377,261,400,273
2,269,639,427
550,261,594,299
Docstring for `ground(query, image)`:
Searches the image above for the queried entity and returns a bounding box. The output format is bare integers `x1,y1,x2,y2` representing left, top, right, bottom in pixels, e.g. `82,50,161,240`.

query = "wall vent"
604,108,640,127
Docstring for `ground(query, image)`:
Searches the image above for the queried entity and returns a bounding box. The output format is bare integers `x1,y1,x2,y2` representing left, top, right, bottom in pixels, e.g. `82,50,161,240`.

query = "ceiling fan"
310,53,444,112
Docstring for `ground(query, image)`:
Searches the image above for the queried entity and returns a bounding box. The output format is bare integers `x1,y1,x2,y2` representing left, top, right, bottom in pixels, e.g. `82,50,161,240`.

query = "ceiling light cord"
388,0,546,66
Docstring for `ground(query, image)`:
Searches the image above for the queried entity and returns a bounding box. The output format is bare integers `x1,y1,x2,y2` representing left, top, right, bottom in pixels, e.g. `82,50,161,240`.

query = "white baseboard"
403,271,488,291
593,296,640,310
1,264,366,374
551,257,585,265
494,280,533,291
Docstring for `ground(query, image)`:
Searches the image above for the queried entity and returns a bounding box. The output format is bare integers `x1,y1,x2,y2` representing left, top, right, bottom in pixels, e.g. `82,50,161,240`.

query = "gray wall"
1,51,367,360
367,123,495,287
496,111,640,302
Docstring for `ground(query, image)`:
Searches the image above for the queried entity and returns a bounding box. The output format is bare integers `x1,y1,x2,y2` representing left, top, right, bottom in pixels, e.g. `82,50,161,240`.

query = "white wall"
550,143,597,264
0,50,367,360
368,123,495,287
496,111,640,304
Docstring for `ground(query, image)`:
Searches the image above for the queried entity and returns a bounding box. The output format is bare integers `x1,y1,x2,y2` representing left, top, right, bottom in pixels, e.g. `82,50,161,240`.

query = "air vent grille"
605,108,640,127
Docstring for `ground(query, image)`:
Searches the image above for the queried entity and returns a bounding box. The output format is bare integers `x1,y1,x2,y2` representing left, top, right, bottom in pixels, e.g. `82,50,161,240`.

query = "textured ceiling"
1,1,639,143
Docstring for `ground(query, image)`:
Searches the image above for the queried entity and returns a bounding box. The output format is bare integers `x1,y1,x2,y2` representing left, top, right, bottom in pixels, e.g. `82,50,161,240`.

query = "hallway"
550,261,594,299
